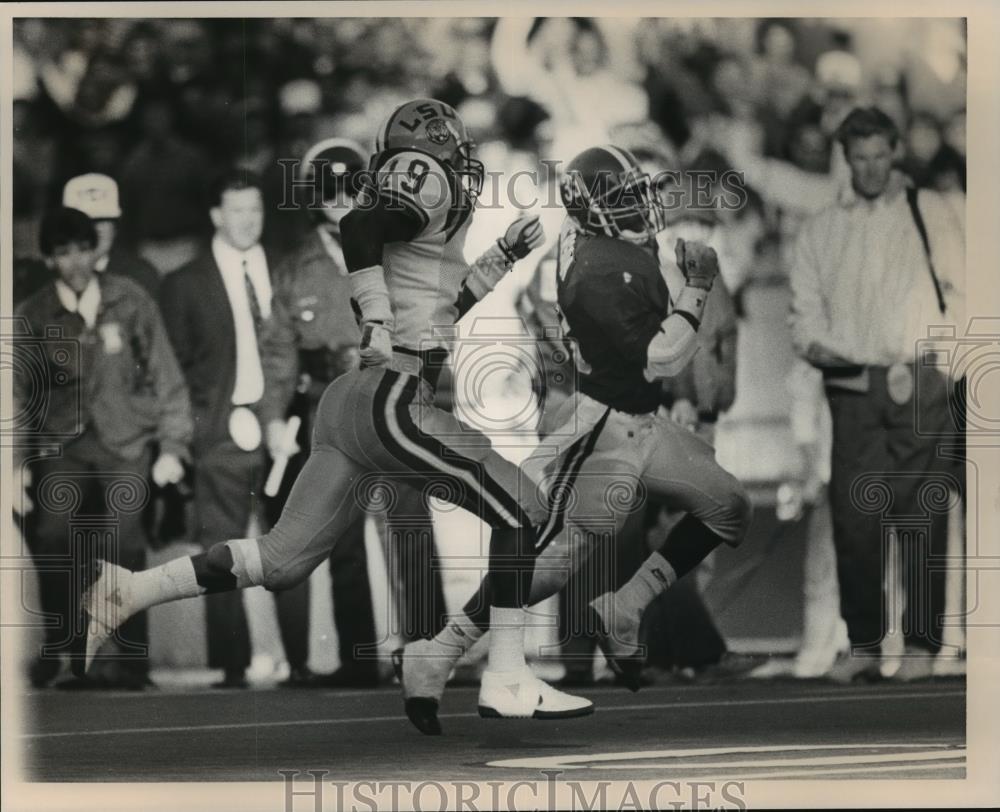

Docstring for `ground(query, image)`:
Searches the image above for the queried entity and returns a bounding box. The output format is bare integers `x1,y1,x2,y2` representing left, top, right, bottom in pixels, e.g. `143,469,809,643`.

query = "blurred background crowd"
11,16,968,689
12,17,966,272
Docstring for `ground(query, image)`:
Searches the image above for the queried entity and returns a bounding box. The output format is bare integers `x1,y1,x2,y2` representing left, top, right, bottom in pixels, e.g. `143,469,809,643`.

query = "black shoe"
315,666,380,689
279,666,319,688
55,674,112,691
212,669,249,689
692,652,763,683
29,656,62,688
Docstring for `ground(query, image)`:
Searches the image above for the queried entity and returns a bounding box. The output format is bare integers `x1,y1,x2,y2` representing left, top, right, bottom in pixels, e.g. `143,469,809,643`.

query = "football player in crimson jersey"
395,144,753,711
74,99,593,732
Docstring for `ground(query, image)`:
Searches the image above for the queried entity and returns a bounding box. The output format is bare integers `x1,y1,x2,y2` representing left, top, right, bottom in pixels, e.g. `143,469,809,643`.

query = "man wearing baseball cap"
63,173,160,296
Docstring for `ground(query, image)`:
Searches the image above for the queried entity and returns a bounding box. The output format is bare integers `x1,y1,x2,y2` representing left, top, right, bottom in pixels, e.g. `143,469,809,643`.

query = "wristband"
673,285,708,327
496,237,518,265
349,265,394,327
466,243,511,300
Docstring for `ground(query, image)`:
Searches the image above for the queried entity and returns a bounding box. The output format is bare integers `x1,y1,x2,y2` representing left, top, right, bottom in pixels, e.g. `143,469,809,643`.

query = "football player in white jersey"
73,100,592,733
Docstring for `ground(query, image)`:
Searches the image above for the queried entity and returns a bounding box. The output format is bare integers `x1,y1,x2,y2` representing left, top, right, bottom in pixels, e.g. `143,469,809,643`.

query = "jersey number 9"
399,159,429,195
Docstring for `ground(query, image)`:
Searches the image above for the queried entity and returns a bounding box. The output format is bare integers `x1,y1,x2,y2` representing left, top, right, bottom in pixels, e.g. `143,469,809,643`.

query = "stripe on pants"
535,407,612,552
371,370,525,529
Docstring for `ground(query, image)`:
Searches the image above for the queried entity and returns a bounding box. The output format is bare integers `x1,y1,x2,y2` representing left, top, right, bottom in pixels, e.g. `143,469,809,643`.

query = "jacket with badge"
259,227,361,425
13,274,193,461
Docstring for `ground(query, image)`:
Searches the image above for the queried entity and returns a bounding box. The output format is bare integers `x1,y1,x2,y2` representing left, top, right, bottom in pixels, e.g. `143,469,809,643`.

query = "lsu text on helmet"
373,98,485,200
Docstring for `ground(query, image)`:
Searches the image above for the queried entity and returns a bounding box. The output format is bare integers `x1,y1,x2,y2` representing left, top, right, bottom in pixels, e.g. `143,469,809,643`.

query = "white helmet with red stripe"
373,98,485,199
560,144,666,244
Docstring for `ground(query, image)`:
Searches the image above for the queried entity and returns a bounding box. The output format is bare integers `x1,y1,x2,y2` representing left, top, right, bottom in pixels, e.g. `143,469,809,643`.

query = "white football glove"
266,419,301,460
498,214,545,262
151,453,185,488
359,322,393,368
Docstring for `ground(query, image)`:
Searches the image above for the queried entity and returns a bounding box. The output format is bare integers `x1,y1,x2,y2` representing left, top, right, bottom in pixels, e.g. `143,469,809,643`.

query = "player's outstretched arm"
457,214,545,317
340,202,422,366
643,238,718,381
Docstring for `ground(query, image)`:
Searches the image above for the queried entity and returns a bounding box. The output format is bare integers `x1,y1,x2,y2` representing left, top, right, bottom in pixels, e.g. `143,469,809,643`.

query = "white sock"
430,612,483,656
129,556,204,613
616,552,677,619
487,607,526,673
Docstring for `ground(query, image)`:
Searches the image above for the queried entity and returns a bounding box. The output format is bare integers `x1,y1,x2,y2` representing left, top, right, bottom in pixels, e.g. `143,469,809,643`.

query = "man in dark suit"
159,169,300,688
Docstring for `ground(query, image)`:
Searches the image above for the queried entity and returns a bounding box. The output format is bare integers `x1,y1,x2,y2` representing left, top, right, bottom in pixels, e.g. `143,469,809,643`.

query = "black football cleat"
392,647,444,736
586,601,645,693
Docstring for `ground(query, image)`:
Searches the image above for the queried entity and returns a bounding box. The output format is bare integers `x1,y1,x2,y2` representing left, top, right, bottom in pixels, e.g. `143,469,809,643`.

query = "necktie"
244,259,262,335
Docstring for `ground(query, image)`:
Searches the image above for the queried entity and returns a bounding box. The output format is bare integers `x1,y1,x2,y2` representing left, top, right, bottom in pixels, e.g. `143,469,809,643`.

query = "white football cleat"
478,666,594,719
71,561,135,678
392,639,461,736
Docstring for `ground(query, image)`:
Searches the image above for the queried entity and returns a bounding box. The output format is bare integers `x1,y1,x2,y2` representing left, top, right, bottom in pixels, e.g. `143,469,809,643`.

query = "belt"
698,409,719,424
386,345,448,390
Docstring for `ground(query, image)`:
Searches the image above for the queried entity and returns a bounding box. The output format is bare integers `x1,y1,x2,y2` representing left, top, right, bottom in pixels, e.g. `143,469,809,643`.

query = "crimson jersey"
556,222,670,414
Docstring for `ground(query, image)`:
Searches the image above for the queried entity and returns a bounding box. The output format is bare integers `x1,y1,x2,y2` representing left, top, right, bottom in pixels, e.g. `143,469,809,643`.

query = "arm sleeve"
340,198,424,273
142,295,193,461
789,220,838,361
644,312,699,381
454,284,481,320
257,266,301,426
340,198,423,326
157,273,193,372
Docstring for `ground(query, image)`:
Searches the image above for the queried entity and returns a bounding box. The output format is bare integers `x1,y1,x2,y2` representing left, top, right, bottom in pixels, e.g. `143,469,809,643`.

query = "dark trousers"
826,365,962,654
193,440,263,672
28,432,151,676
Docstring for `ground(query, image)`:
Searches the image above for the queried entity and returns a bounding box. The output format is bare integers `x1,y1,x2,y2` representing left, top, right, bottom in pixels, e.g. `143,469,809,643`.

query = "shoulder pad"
371,149,452,237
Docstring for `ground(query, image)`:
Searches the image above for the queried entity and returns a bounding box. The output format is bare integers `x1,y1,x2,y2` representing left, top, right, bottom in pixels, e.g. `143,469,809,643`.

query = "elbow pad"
349,265,394,328
642,286,707,382
465,242,512,301
643,318,699,381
